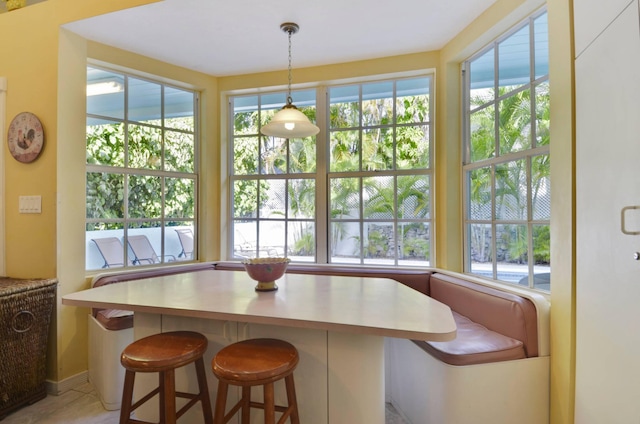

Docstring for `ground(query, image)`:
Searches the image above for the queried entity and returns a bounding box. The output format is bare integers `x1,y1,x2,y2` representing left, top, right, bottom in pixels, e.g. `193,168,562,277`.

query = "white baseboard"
46,371,88,395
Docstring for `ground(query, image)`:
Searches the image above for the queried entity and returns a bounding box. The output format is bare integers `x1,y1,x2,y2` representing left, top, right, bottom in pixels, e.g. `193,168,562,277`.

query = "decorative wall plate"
7,112,44,163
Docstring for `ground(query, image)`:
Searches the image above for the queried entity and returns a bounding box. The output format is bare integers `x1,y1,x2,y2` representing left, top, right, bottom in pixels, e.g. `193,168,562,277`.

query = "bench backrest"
214,262,432,295
429,273,539,357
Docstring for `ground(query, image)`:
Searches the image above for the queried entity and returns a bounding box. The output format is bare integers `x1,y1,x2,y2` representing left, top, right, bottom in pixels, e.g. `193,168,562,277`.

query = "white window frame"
85,65,199,270
462,9,550,290
228,73,434,267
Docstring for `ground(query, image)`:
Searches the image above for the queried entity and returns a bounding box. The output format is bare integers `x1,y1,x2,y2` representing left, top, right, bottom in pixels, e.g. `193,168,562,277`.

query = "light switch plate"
19,195,41,214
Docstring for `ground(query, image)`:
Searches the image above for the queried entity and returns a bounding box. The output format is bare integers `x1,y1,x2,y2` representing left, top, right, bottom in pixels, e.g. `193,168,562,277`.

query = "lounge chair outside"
175,228,194,259
92,237,128,268
127,234,176,265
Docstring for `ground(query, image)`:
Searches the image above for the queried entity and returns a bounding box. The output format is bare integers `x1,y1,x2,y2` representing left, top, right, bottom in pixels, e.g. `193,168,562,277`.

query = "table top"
62,269,456,341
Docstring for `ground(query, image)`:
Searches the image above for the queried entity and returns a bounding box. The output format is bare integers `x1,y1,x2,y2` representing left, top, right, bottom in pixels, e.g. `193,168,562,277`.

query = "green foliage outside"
468,83,551,266
86,119,196,230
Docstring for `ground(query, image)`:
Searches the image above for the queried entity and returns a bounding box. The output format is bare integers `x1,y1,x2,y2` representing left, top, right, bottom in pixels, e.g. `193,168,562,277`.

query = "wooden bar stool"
119,331,214,424
211,338,300,424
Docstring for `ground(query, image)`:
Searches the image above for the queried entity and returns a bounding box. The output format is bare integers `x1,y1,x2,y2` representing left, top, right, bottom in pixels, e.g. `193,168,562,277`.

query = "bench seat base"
386,337,549,424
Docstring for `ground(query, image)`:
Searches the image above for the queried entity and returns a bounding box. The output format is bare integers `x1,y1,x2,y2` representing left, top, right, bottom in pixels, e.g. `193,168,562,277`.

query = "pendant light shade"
261,23,319,139
261,102,320,138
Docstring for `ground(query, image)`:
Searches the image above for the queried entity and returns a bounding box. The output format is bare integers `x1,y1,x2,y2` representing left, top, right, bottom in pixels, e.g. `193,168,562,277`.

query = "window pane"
234,221,257,258
234,95,260,135
496,224,528,282
468,223,492,277
398,175,430,219
86,121,125,167
468,168,492,220
165,87,194,131
330,178,361,219
233,180,258,218
470,106,495,161
258,221,286,257
288,221,315,261
363,128,393,171
363,176,394,219
165,130,194,172
128,124,162,169
330,130,359,172
498,25,530,93
396,77,430,124
535,82,550,146
330,221,360,264
495,160,527,220
362,81,393,126
364,222,394,264
288,179,315,219
399,222,430,265
469,48,495,107
330,85,360,128
165,177,195,218
233,137,259,175
129,175,162,218
259,179,286,219
86,172,124,219
86,226,125,270
87,67,124,119
533,224,551,274
129,77,161,124
261,137,287,174
534,13,549,79
499,89,532,154
289,137,316,173
532,155,551,220
396,124,430,169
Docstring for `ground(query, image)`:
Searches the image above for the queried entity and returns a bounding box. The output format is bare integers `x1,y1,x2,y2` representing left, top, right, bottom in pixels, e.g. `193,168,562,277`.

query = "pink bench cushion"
95,309,134,331
429,273,539,357
414,311,526,366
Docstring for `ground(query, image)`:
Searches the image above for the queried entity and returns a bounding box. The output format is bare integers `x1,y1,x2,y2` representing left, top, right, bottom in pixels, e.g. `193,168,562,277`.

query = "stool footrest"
129,387,160,413
176,392,204,420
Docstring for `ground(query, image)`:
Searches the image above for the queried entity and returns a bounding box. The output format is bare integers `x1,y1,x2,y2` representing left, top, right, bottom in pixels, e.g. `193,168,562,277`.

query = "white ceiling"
63,0,498,77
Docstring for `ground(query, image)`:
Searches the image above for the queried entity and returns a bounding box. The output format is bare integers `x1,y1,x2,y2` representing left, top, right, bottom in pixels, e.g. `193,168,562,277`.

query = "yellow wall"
1,0,575,422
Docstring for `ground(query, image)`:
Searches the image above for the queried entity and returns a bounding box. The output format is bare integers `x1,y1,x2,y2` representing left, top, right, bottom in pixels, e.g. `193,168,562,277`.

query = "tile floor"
1,382,410,423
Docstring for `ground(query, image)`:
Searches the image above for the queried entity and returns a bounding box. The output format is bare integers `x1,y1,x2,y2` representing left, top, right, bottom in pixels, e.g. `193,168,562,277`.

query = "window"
85,66,198,271
230,76,433,266
462,10,550,290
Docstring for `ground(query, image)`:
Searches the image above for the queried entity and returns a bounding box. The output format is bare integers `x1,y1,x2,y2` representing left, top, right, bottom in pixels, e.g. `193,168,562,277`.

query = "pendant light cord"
287,27,293,106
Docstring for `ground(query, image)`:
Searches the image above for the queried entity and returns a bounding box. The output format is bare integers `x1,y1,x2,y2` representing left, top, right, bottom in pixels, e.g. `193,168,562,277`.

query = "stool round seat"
119,331,213,424
212,338,300,424
121,331,208,373
213,338,299,384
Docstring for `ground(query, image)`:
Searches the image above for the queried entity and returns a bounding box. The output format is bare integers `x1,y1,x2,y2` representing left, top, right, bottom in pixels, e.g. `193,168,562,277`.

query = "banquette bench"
88,261,549,423
215,262,550,424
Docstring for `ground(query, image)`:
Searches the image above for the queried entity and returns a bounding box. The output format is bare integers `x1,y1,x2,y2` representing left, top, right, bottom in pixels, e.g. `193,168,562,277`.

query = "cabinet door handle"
621,206,640,235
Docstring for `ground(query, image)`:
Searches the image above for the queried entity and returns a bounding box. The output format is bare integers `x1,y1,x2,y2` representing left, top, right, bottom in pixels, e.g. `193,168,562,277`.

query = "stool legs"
119,370,136,424
120,356,213,424
213,378,300,424
194,357,214,424
284,375,300,424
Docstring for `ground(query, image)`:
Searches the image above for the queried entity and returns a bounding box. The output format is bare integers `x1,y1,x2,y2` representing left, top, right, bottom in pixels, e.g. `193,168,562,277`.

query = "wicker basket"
0,278,57,419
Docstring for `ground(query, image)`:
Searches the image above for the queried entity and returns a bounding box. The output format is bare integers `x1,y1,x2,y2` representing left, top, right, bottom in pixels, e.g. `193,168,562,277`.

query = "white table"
63,269,455,423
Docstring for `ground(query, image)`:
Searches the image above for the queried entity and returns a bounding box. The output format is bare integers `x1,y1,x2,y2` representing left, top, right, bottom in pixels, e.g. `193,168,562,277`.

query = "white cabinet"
575,1,640,423
573,0,634,56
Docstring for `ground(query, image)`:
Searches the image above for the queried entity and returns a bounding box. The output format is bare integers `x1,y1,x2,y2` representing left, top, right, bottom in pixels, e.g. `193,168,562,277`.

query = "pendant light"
261,23,320,139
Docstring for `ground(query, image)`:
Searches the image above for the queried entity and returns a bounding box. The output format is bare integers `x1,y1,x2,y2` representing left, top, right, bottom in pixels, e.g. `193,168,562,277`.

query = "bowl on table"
242,257,290,292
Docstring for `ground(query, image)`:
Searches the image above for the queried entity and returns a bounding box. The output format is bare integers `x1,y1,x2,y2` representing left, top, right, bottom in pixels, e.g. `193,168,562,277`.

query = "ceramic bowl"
242,257,290,291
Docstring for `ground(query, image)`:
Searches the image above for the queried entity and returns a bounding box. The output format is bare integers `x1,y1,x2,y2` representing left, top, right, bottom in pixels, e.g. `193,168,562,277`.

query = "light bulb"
285,122,296,131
